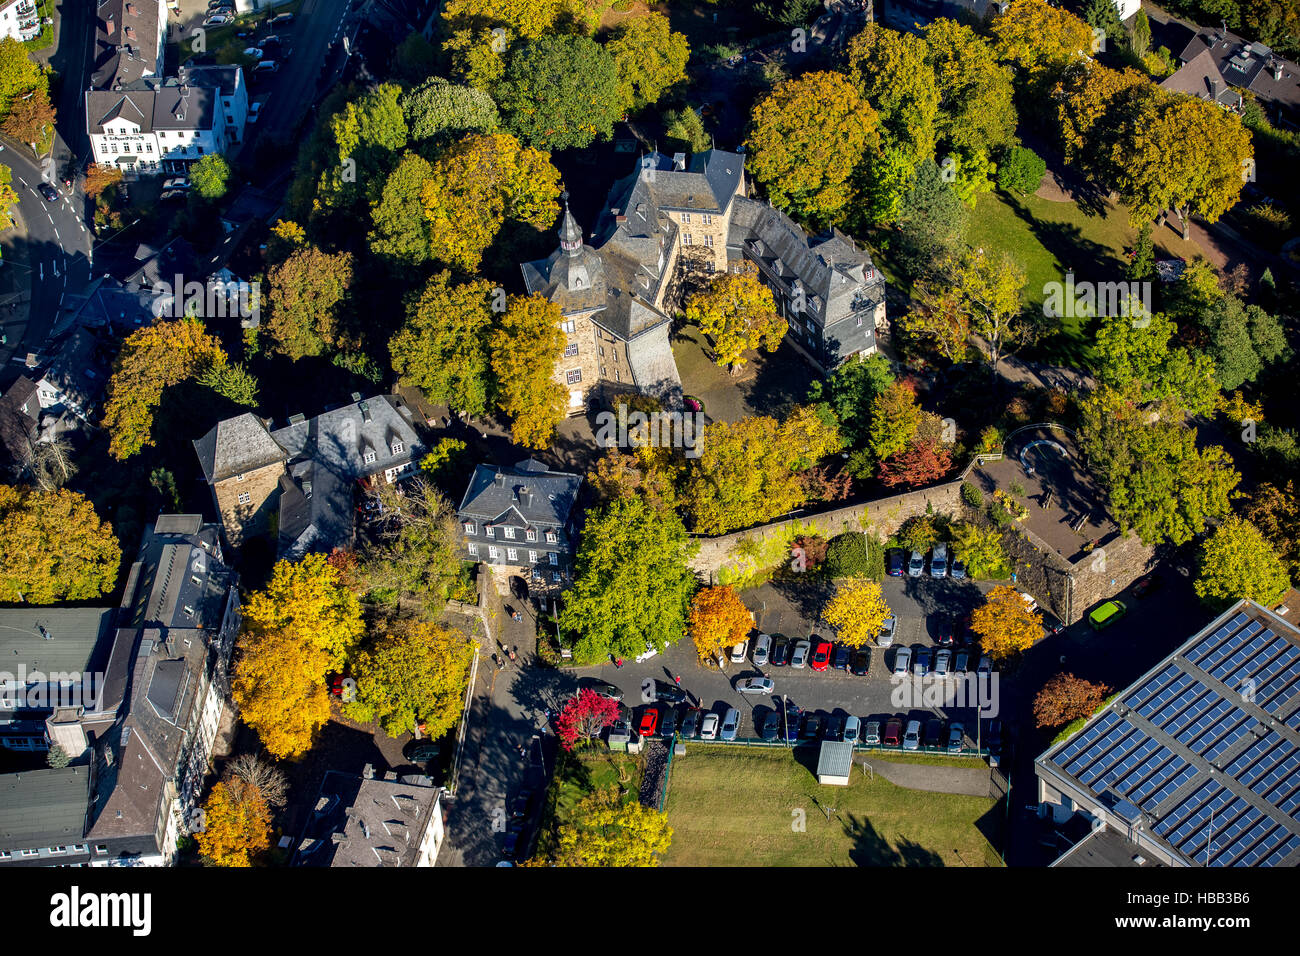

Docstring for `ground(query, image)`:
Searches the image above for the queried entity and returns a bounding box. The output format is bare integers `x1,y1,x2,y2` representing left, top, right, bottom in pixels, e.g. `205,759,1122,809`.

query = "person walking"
674,675,682,685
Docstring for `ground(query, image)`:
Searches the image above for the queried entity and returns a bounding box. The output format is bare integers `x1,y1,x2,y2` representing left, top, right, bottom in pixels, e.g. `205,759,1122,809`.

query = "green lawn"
662,747,1002,867
535,750,643,859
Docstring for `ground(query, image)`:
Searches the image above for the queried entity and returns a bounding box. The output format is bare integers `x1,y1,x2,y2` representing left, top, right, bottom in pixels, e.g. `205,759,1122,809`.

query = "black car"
509,789,535,819
659,704,678,738
680,707,701,738
924,718,943,748
502,817,526,859
800,712,822,740
932,614,955,646
581,678,624,701
986,719,1003,754
850,647,871,676
1132,573,1162,598
654,681,688,704
823,714,844,741
760,711,781,740
1041,612,1066,636
402,739,441,765
832,643,852,670
770,635,790,666
38,182,58,202
886,548,905,576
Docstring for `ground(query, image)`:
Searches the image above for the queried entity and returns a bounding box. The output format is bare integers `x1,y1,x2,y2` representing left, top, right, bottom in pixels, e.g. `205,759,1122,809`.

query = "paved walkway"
865,758,991,797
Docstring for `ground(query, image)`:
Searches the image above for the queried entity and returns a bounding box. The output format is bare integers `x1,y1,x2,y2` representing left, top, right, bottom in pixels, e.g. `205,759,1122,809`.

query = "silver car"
892,646,911,678
752,633,771,667
790,639,811,669
903,719,922,751
736,676,774,695
877,615,897,647
700,712,719,740
934,648,951,678
843,715,861,744
907,550,925,577
720,707,740,741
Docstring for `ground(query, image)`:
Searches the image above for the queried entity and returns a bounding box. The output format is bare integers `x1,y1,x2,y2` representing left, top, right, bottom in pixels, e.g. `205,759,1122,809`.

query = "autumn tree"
496,34,623,151
266,246,354,360
231,625,333,759
103,318,226,459
189,154,231,201
971,584,1041,662
868,380,922,464
745,71,880,227
226,753,290,808
949,519,1011,579
0,38,43,117
311,83,408,221
416,131,561,271
242,552,365,671
688,585,754,662
1194,518,1292,610
924,18,1017,156
822,577,891,648
491,294,567,449
551,786,672,866
0,485,121,603
807,351,895,448
400,76,500,144
559,495,697,664
345,621,474,738
355,480,462,613
1245,481,1300,582
894,280,970,362
195,779,272,867
608,13,689,114
441,0,561,42
555,688,620,751
878,412,955,488
956,247,1029,374
685,271,787,374
0,165,17,230
1,84,55,149
847,25,938,163
991,0,1094,86
1032,673,1112,730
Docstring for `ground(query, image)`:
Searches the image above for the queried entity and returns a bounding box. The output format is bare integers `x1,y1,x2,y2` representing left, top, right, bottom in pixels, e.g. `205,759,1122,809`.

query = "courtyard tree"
688,585,754,663
1032,673,1112,730
822,577,891,648
551,786,672,866
242,552,365,670
971,584,1041,662
1194,518,1292,611
867,380,923,463
490,293,567,449
806,351,894,448
684,271,787,375
195,779,272,867
0,485,121,603
355,481,463,613
345,621,474,738
189,153,231,201
949,520,1011,579
607,13,690,114
266,246,354,360
231,625,333,760
1244,481,1300,581
495,35,623,151
555,688,621,751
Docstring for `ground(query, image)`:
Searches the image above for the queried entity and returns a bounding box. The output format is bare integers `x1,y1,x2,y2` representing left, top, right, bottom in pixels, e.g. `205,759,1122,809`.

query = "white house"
0,0,41,42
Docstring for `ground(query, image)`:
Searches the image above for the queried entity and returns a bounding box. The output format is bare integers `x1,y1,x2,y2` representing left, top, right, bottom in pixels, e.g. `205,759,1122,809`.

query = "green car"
1088,600,1127,630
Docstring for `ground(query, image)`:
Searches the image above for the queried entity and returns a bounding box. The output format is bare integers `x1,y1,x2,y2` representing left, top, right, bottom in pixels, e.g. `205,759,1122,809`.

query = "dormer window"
363,451,376,465
391,441,404,455
545,530,558,544
235,473,245,481
464,522,476,536
526,529,537,542
486,526,495,538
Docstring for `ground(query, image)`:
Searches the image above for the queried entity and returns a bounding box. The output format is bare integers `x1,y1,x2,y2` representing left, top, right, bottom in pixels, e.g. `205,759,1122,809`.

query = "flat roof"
1037,601,1300,867
1052,827,1166,867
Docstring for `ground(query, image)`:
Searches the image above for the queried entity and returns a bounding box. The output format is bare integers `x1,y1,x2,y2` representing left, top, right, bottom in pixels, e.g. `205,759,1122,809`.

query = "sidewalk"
865,757,991,797
0,207,33,369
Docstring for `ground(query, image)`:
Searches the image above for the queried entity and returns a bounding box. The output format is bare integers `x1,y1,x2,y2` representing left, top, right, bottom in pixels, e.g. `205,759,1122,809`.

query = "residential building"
91,0,167,91
0,0,41,42
0,376,40,478
0,515,242,867
1035,600,1300,867
193,393,427,554
292,769,445,867
33,327,111,424
1174,27,1300,128
1161,47,1245,111
457,459,583,598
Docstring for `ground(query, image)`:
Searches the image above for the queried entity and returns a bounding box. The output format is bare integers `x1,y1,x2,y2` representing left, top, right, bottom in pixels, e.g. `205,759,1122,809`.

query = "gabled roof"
458,460,582,527
192,412,286,483
1161,48,1244,109
91,0,164,90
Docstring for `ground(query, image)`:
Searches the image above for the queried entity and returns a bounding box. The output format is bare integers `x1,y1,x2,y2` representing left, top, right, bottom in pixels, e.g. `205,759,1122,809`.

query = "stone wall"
688,479,966,580
1068,528,1156,623
213,460,282,546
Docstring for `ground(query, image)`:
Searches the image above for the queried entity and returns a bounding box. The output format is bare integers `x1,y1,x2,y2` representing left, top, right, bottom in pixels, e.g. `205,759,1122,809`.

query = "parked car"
947,722,965,754
864,720,881,746
403,739,440,765
823,714,844,741
886,548,905,576
932,613,954,646
659,705,678,738
580,678,623,701
977,655,992,676
1041,612,1066,636
760,711,781,741
254,60,279,74
810,641,832,671
1132,574,1162,598
243,47,265,60
700,712,719,740
907,550,925,577
752,633,771,667
850,647,871,676
953,649,970,674
877,615,897,647
832,643,851,670
736,676,775,695
680,707,701,738
843,715,861,744
203,14,231,25
159,189,186,201
269,12,294,27
161,177,189,190
1088,600,1127,630
637,708,659,738
257,34,281,48
720,707,740,741
956,613,973,645
800,712,822,740
892,646,912,678
950,555,967,579
730,639,748,664
770,635,790,666
509,789,535,820
930,543,948,578
913,647,931,677
654,681,688,704
924,718,943,748
37,182,58,202
986,719,1003,755
883,717,903,747
782,704,800,741
934,648,952,678
790,639,811,668
903,719,922,751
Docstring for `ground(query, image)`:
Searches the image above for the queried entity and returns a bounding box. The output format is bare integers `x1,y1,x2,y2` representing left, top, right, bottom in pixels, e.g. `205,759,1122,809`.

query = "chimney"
1209,78,1220,99
672,152,686,170
493,471,506,487
518,486,533,508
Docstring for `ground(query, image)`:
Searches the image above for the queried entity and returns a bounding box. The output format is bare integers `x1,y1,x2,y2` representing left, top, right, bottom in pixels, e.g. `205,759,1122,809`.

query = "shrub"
824,533,870,578
996,146,1046,196
960,482,984,508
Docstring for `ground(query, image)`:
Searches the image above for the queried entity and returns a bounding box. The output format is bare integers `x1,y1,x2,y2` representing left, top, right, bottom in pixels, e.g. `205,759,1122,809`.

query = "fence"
656,734,990,758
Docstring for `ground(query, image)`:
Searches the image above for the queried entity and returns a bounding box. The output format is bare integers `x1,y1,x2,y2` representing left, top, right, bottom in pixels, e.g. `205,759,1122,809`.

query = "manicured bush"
824,533,870,578
996,146,1046,196
960,482,984,508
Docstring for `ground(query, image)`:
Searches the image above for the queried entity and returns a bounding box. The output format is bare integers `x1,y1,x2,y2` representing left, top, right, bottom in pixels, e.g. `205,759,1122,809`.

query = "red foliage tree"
877,437,954,489
555,688,620,751
1033,673,1112,729
799,463,853,503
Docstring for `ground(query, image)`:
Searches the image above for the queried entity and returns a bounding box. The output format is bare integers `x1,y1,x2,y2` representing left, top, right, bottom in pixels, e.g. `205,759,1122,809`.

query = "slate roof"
0,768,91,851
293,770,442,867
192,412,287,483
64,275,165,333
86,79,220,137
91,0,164,90
0,608,116,677
1161,48,1245,109
39,328,109,414
1178,28,1300,121
0,376,39,470
458,460,582,528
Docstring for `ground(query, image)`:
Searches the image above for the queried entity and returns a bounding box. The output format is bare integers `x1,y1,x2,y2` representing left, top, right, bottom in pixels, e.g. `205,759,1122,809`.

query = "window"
197,146,204,155
704,234,714,247
467,543,479,556
528,550,538,564
559,319,576,334
52,846,67,854
681,212,692,223
599,345,605,358
856,315,863,327
506,548,518,562
487,546,500,560
682,233,692,245
72,845,86,852
95,846,107,855
235,473,245,481
566,369,582,385
525,528,537,542
363,451,377,465
546,530,558,544
551,571,562,583
464,522,476,535
391,441,404,455
549,552,559,566
564,343,578,358
19,849,38,857
614,368,621,382
702,214,714,225
486,526,495,538
0,851,9,860
503,526,516,539
237,492,251,505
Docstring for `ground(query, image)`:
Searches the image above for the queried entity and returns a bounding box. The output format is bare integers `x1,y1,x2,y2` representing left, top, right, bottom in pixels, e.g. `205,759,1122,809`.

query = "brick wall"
212,460,282,546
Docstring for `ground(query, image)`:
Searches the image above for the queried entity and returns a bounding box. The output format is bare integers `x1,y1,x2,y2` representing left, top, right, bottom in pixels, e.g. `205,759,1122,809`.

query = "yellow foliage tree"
0,485,120,603
552,786,672,867
490,293,567,449
196,779,272,867
685,271,787,374
688,585,753,662
821,577,891,648
242,552,365,670
231,625,334,761
970,585,1041,662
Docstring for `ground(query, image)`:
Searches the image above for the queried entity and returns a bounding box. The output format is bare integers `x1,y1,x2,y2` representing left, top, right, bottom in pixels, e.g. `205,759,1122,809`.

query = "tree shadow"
841,812,945,867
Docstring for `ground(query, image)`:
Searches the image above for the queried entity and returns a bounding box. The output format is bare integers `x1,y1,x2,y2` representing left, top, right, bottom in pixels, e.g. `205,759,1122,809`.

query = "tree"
957,247,1029,374
345,621,474,738
421,438,469,487
745,71,880,227
991,0,1095,78
0,164,17,230
1082,0,1124,44
1092,310,1218,415
551,786,672,866
608,13,689,114
1245,482,1300,581
0,486,121,603
896,514,940,554
226,753,290,808
662,106,710,154
822,577,891,647
243,552,365,670
0,38,42,117
559,496,697,664
807,352,894,448
868,380,922,463
369,151,435,267
390,272,497,417
391,30,439,83
894,279,971,363
996,145,1046,195
495,35,622,151
924,18,1017,156
1194,517,1292,610
400,76,499,143
1196,295,1288,391
196,780,272,867
418,131,561,272
102,318,226,459
1,84,54,149
949,519,1010,578
894,158,969,278
847,25,938,163
264,246,353,360
1128,221,1156,280
490,294,567,449
555,688,620,750
46,744,70,769
232,624,333,761
684,271,786,374
441,0,561,41
878,412,955,488
971,584,1041,662
189,154,231,201
824,533,873,578
195,357,260,407
356,480,462,611
1128,7,1152,58
313,83,408,219
860,144,916,227
688,585,753,662
1033,673,1112,729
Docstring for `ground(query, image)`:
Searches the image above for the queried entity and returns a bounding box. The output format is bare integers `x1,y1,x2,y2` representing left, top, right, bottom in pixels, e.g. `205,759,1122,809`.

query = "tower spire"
558,190,583,257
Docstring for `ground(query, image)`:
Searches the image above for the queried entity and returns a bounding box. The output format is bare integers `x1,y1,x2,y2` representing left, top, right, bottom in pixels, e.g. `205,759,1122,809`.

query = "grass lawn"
662,747,1002,867
535,749,644,859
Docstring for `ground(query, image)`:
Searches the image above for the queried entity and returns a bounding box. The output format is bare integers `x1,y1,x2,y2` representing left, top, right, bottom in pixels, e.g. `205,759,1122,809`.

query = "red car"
883,717,904,747
637,708,659,738
1132,574,1162,598
810,641,832,671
